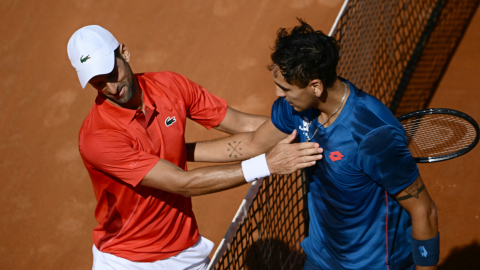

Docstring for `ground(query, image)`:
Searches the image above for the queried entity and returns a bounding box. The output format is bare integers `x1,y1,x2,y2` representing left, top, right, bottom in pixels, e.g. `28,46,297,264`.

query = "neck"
317,78,349,126
131,78,144,112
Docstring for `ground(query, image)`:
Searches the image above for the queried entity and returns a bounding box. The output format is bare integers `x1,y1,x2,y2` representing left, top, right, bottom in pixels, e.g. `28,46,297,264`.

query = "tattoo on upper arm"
227,141,242,158
396,178,425,201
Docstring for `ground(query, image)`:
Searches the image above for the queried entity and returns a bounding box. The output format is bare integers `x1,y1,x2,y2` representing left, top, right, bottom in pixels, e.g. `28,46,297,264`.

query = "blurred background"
0,0,479,269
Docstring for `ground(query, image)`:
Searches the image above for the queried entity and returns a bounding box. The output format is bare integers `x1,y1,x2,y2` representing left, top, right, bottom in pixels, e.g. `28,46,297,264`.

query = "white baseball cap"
67,25,119,88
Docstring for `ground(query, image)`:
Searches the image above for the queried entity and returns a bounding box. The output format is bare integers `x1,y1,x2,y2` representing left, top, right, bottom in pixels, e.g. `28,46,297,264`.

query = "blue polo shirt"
271,79,418,270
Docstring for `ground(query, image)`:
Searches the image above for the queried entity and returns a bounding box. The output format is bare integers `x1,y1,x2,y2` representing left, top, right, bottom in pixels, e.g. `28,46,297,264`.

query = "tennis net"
209,0,479,269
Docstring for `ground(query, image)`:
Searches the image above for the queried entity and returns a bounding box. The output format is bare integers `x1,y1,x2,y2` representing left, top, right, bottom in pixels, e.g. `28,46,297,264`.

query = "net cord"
328,0,350,36
207,178,265,269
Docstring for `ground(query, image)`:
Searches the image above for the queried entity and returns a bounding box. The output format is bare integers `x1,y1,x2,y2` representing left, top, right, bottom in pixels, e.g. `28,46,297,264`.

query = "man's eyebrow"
275,82,289,91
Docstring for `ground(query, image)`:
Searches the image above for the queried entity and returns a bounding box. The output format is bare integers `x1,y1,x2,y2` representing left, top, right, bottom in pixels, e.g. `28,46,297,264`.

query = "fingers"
295,141,321,151
275,153,322,174
265,132,324,175
284,146,323,173
296,146,323,157
294,160,318,171
267,148,323,175
279,130,297,144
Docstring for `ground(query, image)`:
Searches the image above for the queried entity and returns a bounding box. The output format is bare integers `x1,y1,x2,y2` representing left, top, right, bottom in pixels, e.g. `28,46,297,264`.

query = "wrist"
241,154,271,183
412,232,440,266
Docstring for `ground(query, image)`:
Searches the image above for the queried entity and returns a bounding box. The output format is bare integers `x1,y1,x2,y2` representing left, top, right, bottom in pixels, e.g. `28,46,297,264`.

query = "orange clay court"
0,0,479,269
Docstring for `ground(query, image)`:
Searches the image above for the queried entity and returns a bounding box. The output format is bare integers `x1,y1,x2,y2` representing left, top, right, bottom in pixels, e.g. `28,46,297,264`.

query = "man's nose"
104,82,117,95
275,87,285,97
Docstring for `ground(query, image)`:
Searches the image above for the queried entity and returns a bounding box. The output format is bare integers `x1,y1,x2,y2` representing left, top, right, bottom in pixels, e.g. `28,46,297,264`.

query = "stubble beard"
109,74,136,106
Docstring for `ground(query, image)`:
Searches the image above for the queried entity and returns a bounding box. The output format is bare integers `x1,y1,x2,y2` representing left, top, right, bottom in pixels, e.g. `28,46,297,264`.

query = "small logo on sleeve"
80,55,91,63
165,116,176,127
329,151,344,162
419,246,428,258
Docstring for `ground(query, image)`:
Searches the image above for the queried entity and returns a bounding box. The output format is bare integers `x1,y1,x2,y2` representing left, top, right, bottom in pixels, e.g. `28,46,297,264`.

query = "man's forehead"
90,73,109,82
272,69,289,85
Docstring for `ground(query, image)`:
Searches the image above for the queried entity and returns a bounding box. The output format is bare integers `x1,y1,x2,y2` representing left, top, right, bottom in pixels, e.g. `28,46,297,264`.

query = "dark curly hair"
269,18,339,88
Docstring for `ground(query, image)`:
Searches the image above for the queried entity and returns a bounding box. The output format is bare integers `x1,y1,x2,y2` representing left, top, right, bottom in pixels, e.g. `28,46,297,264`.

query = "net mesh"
210,1,479,269
393,0,480,116
212,172,308,270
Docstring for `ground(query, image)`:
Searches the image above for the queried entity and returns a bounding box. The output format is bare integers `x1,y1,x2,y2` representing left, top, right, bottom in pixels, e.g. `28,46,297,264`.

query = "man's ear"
119,43,131,62
310,79,324,97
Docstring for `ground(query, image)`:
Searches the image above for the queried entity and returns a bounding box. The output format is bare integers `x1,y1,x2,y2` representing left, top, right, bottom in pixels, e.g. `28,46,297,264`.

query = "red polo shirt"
79,71,227,262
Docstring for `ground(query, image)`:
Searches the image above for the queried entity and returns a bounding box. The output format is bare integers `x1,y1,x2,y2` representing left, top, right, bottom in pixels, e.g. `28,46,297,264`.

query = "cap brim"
77,51,115,89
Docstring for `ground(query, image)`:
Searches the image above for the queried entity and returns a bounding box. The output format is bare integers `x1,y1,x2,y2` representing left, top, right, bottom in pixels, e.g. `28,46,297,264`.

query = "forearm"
188,132,268,162
412,202,438,270
396,176,438,269
143,161,246,197
395,175,439,269
411,202,438,240
144,131,322,197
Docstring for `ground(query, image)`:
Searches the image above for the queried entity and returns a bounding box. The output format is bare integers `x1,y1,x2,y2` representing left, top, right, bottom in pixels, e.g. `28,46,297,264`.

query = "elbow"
174,176,201,198
244,116,269,132
243,123,260,133
178,189,195,198
424,200,437,223
173,182,195,197
411,200,438,227
429,201,438,224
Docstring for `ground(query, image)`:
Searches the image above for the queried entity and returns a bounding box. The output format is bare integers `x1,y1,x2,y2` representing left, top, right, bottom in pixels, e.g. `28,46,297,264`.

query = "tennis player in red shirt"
67,25,323,270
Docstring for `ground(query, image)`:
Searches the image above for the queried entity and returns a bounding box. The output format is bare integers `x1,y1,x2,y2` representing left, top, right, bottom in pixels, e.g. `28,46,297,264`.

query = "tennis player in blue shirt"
194,19,439,269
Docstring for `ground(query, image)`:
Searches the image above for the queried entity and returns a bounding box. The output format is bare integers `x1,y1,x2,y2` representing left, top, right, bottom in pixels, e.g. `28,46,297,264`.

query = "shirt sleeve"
162,72,227,129
358,126,419,194
271,98,295,134
79,129,161,187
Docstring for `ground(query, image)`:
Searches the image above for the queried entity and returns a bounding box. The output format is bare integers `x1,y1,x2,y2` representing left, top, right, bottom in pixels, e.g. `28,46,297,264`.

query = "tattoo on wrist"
396,179,425,201
227,141,242,158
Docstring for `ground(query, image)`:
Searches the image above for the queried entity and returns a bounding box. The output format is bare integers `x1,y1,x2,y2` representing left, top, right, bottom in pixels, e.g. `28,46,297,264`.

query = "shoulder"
139,71,207,99
79,109,132,162
272,98,313,119
139,71,192,87
342,89,403,144
271,98,315,135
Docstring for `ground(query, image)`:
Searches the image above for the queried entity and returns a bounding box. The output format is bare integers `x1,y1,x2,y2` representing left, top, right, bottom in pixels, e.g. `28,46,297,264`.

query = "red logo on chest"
329,151,344,162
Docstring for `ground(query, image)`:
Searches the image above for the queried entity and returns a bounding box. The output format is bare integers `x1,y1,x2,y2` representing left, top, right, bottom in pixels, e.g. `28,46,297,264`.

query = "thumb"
279,129,297,144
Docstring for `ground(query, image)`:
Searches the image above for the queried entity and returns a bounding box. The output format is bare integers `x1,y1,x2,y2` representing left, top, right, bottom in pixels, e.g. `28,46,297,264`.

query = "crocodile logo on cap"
80,55,91,63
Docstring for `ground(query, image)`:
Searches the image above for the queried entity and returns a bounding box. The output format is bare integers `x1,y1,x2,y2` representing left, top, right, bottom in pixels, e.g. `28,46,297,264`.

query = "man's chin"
288,102,305,112
292,106,306,112
106,96,129,106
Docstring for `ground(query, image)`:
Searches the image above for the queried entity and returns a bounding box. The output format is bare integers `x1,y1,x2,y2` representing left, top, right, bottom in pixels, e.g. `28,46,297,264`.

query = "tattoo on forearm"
227,141,242,158
396,179,426,201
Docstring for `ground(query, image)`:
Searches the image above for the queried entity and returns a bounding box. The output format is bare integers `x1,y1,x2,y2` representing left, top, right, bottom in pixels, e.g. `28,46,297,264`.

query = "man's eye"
108,71,118,80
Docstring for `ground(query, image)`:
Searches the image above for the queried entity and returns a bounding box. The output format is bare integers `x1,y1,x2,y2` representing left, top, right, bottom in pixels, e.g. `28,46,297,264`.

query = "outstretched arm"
142,130,323,197
188,119,291,163
395,175,438,270
214,107,269,134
